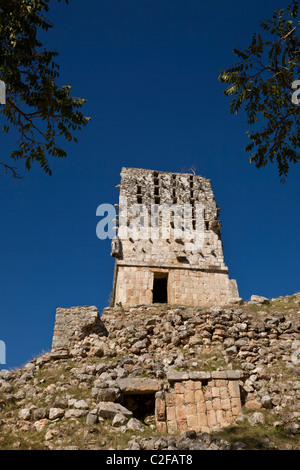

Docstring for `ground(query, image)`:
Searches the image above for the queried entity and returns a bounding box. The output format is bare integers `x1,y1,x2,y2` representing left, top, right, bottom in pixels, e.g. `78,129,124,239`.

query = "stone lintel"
116,377,162,394
225,370,244,380
187,371,211,381
167,370,243,383
116,261,229,274
167,371,190,382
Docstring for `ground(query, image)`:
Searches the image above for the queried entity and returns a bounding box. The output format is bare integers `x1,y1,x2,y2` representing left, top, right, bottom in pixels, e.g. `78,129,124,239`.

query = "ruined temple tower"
110,167,240,307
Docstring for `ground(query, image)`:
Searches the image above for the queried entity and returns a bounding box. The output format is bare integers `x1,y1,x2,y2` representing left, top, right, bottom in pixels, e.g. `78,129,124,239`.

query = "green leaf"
0,0,90,177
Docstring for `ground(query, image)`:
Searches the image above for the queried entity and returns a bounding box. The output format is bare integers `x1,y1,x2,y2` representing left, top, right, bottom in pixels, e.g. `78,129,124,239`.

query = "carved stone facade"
111,167,240,307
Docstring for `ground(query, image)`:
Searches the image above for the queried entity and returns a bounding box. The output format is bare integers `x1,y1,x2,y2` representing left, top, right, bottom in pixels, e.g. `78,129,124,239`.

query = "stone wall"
112,372,243,434
164,371,242,434
114,265,239,307
51,306,107,351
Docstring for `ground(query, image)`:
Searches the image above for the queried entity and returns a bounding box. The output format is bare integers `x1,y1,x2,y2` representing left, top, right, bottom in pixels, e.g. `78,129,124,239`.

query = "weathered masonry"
163,370,243,434
115,371,243,434
111,167,240,307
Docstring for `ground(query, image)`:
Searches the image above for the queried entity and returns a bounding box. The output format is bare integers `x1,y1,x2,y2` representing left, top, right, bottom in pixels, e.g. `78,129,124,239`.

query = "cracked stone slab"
116,377,162,394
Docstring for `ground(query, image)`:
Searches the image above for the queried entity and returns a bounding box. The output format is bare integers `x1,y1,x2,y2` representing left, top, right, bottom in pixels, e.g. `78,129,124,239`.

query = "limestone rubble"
0,294,299,450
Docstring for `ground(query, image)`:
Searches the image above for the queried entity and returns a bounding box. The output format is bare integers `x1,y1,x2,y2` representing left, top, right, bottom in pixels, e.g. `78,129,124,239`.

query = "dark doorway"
153,274,168,303
123,393,155,423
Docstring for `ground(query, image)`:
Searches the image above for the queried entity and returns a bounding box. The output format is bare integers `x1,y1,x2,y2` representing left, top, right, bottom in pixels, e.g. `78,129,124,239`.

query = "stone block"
50,349,70,360
249,295,270,305
156,421,167,433
49,408,65,420
220,398,231,411
225,410,233,422
205,399,213,411
116,377,162,394
166,393,176,407
196,399,206,415
212,398,221,411
166,405,176,421
185,380,195,390
176,405,187,421
211,387,220,398
228,380,241,399
226,370,243,380
193,380,203,391
167,420,178,434
194,388,204,402
174,382,185,394
97,402,133,419
155,393,166,421
175,393,185,407
186,403,197,416
177,419,188,431
231,398,242,415
64,409,88,419
184,390,195,404
215,409,226,426
219,386,229,399
167,371,189,382
18,408,31,421
187,414,199,429
207,410,217,428
211,371,227,379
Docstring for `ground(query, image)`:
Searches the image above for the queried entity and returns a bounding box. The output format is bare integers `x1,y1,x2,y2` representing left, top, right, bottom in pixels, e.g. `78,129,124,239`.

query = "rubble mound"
0,294,299,450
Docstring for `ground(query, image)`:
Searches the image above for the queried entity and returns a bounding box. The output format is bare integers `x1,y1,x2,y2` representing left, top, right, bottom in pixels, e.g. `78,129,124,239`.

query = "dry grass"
214,409,300,450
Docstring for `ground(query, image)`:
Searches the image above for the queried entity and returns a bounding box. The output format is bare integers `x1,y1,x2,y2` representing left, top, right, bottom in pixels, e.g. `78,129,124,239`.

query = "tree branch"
6,97,49,141
281,21,300,41
0,162,22,178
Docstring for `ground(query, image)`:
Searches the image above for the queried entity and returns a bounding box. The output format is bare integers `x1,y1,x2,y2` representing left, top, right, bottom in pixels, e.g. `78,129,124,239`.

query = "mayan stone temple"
110,167,240,307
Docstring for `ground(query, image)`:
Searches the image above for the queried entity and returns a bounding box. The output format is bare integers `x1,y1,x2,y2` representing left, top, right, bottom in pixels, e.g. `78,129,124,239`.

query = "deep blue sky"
1,0,299,370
